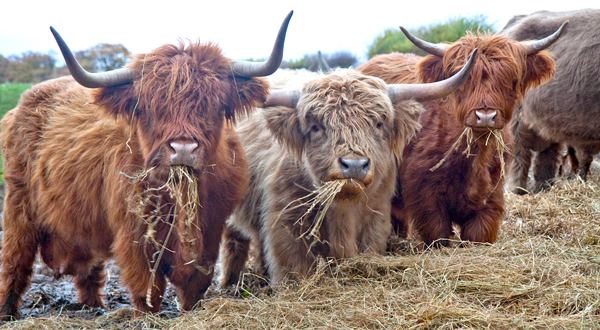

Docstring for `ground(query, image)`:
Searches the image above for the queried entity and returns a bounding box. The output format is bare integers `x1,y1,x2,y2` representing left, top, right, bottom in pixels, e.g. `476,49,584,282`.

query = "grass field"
0,83,30,118
0,83,30,182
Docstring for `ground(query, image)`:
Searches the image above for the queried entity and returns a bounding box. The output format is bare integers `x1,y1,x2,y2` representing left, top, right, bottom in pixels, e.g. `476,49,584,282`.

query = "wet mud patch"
20,260,180,320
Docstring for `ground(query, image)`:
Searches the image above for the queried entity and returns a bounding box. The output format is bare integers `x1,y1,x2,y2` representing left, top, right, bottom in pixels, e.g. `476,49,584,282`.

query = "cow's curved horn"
50,27,136,88
232,11,293,77
263,89,301,108
388,49,477,102
400,26,448,57
317,51,331,73
520,21,568,55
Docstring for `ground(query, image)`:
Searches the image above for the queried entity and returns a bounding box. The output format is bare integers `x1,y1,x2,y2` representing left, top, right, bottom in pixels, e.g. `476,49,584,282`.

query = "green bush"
368,16,495,58
0,83,30,118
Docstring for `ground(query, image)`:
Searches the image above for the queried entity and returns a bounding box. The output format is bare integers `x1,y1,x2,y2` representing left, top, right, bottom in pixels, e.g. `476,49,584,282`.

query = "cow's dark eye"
376,121,384,129
310,124,320,133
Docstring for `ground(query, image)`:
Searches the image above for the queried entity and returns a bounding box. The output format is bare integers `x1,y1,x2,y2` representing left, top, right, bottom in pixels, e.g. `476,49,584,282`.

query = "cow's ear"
522,50,555,92
391,99,423,162
225,77,269,120
262,105,303,159
93,85,138,118
417,55,445,83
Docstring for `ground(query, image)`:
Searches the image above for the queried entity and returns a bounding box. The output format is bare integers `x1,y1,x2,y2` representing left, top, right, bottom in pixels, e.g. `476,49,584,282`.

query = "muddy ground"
19,261,181,320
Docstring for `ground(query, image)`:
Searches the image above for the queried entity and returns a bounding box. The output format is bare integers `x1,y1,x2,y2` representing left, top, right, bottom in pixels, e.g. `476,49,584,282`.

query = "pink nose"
474,109,497,128
169,141,198,167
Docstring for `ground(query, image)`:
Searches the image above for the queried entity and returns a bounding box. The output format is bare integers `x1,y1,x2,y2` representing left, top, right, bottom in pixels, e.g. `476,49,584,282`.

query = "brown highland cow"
360,24,565,246
0,12,292,319
220,51,476,286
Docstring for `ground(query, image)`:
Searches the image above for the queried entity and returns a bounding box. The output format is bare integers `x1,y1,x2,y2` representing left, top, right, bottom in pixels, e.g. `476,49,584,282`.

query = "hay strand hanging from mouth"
165,166,200,237
122,166,202,308
429,127,509,177
490,129,508,179
276,180,346,242
430,127,474,172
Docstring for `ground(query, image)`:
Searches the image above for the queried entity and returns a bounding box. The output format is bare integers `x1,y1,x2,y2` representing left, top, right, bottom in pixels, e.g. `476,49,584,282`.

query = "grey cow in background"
503,9,600,193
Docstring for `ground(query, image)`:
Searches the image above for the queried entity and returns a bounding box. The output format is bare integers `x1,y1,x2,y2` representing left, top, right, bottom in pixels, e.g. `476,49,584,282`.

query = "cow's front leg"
533,143,561,192
263,220,316,285
113,225,167,314
219,224,251,288
74,262,106,308
358,211,392,255
460,194,504,244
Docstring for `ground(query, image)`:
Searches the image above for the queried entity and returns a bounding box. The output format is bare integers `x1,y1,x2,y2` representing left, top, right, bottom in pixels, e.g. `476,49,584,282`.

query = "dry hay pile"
5,166,600,329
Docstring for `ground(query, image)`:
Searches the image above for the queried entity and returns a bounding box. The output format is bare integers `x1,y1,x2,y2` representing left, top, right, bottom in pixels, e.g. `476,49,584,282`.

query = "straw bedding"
5,164,599,329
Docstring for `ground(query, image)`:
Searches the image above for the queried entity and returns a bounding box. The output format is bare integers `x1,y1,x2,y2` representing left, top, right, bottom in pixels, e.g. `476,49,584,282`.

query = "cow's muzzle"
169,140,198,167
338,156,370,181
465,109,504,129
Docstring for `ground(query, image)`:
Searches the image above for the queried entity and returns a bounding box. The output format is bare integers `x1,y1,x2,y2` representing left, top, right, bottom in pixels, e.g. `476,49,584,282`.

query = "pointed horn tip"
558,20,568,34
449,48,477,84
49,26,60,40
281,10,294,26
467,48,478,64
458,48,478,77
282,10,294,31
399,26,410,36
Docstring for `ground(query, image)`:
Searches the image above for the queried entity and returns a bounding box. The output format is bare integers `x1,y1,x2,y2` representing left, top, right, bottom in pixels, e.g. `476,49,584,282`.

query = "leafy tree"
74,43,130,72
368,16,495,58
0,55,9,83
282,55,311,70
327,51,357,69
5,52,56,83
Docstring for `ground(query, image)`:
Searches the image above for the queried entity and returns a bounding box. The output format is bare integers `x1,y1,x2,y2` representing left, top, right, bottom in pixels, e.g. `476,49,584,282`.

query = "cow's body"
0,76,248,312
220,70,423,284
361,28,560,245
0,14,291,317
502,9,600,192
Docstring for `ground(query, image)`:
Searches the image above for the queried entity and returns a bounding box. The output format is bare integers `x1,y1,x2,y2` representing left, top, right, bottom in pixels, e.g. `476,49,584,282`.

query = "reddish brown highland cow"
360,24,565,246
0,12,292,319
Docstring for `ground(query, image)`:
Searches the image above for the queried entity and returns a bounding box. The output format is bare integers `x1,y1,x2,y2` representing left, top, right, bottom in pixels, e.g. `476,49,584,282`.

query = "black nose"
339,157,370,180
169,141,198,167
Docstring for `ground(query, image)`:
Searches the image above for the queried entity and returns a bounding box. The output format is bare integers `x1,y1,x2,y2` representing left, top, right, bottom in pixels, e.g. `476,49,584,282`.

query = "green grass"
0,83,31,183
0,83,31,118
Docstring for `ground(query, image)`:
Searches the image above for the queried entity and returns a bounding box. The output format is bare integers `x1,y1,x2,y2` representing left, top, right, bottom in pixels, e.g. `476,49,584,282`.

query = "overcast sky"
1,1,598,63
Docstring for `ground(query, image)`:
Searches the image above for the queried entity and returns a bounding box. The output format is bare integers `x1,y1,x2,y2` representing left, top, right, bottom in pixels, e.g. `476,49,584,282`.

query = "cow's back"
503,9,600,143
359,53,422,84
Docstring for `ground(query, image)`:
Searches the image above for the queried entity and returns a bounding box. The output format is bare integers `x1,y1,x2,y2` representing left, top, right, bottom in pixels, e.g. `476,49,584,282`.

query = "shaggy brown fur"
503,9,600,193
219,70,422,285
360,33,556,246
0,42,268,319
